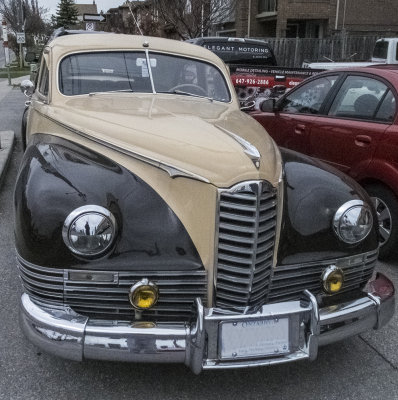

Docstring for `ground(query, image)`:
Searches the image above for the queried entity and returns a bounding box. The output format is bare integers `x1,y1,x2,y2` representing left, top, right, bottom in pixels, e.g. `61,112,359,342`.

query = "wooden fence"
251,35,384,67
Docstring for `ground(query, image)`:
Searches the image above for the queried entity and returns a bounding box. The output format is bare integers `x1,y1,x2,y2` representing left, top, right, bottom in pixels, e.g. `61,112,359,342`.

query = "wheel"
365,183,398,260
169,84,208,96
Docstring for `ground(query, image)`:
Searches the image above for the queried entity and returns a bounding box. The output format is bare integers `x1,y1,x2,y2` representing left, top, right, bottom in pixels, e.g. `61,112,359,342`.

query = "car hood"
49,93,281,187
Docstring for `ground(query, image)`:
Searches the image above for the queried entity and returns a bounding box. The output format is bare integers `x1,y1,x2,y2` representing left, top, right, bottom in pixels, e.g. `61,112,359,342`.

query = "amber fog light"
322,265,344,294
129,279,159,310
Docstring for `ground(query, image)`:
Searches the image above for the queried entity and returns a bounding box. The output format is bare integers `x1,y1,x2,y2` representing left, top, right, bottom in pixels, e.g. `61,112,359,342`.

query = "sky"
40,0,126,17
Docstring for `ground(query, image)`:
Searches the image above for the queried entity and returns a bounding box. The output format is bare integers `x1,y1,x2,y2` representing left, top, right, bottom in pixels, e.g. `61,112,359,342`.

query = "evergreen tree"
54,0,78,29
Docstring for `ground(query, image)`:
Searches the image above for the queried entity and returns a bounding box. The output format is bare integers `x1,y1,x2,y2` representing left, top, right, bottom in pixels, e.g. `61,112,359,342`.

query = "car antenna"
126,0,144,36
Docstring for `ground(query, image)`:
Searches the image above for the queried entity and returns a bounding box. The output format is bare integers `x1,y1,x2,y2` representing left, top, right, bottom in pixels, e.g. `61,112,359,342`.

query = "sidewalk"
0,130,15,187
0,76,28,188
0,75,30,101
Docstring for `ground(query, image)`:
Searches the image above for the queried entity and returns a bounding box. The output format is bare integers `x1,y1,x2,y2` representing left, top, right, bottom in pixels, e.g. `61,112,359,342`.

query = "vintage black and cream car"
16,32,394,373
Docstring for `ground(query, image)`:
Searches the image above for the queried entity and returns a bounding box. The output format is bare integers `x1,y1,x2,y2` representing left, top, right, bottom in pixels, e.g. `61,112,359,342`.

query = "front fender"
14,134,203,271
277,148,379,265
358,158,398,197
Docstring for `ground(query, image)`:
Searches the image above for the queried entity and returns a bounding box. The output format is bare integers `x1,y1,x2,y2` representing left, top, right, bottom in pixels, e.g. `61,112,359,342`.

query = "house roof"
75,3,98,16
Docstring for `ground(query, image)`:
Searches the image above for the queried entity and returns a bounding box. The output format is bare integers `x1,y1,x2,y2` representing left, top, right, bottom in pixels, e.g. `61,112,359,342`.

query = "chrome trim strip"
145,49,156,94
276,249,378,269
215,124,261,168
36,112,210,183
271,177,284,269
211,187,222,307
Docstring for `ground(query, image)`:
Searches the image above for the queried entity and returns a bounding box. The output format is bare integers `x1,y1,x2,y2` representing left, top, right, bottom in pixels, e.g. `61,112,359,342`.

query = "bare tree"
103,1,160,36
0,0,47,34
0,0,49,58
152,0,237,39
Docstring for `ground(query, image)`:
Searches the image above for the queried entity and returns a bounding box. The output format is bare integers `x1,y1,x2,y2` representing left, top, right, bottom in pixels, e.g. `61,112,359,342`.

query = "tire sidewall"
365,183,398,260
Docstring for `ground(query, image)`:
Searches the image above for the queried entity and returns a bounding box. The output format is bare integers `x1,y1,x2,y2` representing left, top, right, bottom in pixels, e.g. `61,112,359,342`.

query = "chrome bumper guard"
20,274,395,374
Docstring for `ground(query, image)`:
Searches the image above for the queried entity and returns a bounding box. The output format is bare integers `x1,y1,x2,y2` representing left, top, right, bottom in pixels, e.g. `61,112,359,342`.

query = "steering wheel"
169,84,208,96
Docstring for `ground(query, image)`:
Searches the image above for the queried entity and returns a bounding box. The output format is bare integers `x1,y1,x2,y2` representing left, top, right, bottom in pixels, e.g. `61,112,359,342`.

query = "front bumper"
20,273,394,374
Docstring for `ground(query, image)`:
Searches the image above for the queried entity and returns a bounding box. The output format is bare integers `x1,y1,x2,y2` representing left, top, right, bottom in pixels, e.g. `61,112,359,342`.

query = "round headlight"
62,205,117,257
333,200,373,244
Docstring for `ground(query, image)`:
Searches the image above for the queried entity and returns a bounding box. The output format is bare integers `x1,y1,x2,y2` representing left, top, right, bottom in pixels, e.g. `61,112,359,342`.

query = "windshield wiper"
88,89,135,96
171,90,213,102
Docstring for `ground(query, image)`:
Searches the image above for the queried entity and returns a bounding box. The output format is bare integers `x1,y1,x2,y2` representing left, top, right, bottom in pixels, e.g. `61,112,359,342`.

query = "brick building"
104,1,159,36
215,0,398,38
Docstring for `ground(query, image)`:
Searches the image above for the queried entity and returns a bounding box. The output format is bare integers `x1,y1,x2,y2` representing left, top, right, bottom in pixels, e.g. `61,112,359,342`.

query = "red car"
252,65,398,259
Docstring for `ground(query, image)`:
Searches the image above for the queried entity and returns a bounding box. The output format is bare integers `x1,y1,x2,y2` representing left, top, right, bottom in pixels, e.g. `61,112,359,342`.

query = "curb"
0,131,15,189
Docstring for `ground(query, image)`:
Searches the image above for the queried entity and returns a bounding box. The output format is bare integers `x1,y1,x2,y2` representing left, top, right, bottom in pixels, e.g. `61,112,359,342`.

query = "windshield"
59,51,231,102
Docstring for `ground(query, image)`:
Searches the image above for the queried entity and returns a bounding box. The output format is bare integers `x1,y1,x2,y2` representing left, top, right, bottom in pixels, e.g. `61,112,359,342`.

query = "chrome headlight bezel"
333,200,373,244
62,205,117,257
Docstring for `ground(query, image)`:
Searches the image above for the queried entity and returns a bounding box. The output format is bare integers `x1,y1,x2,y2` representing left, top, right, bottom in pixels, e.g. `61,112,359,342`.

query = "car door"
308,73,392,177
253,74,339,155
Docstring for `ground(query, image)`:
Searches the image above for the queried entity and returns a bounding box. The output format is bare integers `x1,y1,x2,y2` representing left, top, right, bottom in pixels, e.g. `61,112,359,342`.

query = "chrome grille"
18,261,64,302
215,181,278,309
268,251,378,303
17,258,207,321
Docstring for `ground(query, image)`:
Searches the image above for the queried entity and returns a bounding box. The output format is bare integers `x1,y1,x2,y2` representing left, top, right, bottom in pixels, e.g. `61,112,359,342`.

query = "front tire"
365,183,398,260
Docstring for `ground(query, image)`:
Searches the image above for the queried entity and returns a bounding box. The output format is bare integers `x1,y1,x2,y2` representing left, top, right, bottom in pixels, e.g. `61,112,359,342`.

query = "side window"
328,76,388,120
38,60,49,97
375,90,396,122
279,75,338,114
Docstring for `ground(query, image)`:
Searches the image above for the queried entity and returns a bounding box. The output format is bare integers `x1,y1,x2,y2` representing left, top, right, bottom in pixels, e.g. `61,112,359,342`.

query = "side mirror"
260,98,276,113
20,80,35,98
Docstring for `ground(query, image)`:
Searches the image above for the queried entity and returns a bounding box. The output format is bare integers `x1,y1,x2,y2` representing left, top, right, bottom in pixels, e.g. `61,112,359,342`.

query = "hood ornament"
216,125,261,169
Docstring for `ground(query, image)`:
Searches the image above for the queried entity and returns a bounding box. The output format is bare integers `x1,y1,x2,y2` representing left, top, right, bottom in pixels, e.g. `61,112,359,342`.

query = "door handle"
294,124,306,135
355,135,372,146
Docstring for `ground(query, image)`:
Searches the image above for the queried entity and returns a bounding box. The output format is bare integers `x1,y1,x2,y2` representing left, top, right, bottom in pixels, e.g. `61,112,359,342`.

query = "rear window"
373,41,389,59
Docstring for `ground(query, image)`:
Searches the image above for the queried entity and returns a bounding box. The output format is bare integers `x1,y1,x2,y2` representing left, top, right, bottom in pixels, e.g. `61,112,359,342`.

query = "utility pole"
335,0,340,30
2,18,11,85
201,4,204,37
19,0,24,68
247,0,252,37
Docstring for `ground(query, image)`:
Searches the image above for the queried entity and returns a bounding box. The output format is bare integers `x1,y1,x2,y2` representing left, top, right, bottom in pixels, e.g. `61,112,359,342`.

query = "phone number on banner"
232,76,270,87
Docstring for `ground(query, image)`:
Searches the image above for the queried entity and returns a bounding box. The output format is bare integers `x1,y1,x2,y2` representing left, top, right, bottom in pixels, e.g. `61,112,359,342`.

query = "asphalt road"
0,83,397,400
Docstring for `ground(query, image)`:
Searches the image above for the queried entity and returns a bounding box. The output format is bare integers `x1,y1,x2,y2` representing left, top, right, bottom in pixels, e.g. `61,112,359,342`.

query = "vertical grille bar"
215,181,278,309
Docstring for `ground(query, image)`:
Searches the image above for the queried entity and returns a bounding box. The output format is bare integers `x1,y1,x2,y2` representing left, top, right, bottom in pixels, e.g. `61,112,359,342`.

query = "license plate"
219,317,290,360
